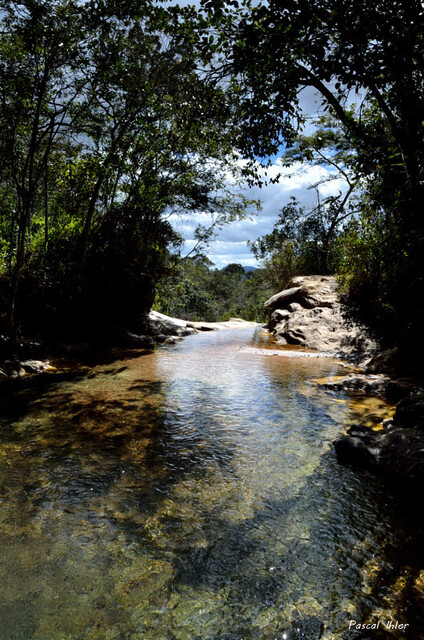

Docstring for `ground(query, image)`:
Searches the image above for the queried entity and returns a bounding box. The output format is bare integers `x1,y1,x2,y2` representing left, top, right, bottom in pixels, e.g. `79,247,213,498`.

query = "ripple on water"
0,327,422,639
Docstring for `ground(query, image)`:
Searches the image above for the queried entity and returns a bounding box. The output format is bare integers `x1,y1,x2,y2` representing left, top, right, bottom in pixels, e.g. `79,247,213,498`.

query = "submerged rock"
334,387,424,486
322,373,390,394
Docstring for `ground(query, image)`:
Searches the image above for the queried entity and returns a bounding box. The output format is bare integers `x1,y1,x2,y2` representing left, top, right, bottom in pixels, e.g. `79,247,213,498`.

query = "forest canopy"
0,0,423,360
0,0,252,338
196,0,424,346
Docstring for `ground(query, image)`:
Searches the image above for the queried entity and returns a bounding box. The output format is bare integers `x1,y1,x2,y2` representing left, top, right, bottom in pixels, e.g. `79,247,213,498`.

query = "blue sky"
169,87,347,268
170,154,346,268
163,2,352,268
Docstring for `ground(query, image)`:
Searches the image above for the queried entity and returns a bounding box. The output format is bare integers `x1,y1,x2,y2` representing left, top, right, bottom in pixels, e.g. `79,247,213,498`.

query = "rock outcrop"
265,275,379,360
147,310,198,343
147,311,257,343
265,276,424,491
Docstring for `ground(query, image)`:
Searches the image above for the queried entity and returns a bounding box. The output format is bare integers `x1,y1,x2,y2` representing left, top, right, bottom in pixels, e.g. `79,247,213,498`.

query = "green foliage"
155,258,271,323
249,190,350,292
2,0,423,354
201,0,424,349
0,0,250,336
17,201,182,336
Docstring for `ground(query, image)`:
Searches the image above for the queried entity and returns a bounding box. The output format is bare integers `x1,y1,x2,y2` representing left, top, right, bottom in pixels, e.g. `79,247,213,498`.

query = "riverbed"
0,327,423,639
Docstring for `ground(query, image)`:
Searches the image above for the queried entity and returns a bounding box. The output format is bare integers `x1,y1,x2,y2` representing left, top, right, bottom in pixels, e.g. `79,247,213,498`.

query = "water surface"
0,327,423,639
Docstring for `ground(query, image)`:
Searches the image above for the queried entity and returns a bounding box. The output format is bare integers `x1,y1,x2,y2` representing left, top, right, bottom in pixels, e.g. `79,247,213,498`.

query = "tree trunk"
5,207,28,332
76,175,104,280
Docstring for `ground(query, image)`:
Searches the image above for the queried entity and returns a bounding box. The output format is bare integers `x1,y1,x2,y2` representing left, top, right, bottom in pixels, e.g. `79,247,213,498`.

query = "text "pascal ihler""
349,620,409,631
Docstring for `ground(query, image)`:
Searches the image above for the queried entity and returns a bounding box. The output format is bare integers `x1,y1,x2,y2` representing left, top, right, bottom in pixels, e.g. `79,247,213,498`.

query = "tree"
0,0,89,327
201,0,424,192
278,115,361,274
155,258,271,323
249,118,361,290
154,256,218,321
0,0,253,335
221,263,245,278
200,0,424,346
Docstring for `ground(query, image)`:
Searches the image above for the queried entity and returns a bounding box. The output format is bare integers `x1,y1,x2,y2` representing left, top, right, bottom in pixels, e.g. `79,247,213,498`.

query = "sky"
170,156,346,268
162,1,354,269
169,87,346,268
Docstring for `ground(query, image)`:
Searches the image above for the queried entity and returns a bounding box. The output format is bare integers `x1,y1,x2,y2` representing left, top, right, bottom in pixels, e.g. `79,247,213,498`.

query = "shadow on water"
0,371,89,427
0,328,423,639
0,371,239,524
55,345,155,367
0,347,153,422
139,442,424,640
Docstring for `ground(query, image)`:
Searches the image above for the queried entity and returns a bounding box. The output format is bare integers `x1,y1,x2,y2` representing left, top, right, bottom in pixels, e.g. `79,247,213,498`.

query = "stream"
0,327,423,639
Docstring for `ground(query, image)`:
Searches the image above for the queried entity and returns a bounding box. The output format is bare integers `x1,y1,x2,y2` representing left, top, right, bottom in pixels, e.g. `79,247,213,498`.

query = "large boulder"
334,433,380,469
148,310,197,337
264,276,339,311
335,423,424,486
264,286,302,309
265,275,379,359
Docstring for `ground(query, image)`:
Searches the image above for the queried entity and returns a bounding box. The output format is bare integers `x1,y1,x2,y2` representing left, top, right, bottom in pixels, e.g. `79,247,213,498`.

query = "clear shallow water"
0,327,423,640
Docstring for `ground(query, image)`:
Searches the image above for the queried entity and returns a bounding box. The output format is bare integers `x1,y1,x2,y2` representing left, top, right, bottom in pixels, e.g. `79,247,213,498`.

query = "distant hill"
219,264,258,275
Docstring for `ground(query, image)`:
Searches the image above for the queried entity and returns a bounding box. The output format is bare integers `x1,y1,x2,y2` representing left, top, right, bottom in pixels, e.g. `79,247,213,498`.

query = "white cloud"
170,159,347,268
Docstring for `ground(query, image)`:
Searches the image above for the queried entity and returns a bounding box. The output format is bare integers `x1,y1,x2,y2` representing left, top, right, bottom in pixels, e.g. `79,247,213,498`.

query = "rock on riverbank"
334,385,424,487
265,275,379,362
265,276,424,489
326,370,424,489
147,310,257,343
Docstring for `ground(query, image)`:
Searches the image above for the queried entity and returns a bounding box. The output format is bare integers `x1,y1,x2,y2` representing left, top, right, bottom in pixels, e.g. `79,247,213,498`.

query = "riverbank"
3,280,424,494
332,376,424,489
0,311,257,380
156,287,424,492
264,275,380,365
264,275,424,491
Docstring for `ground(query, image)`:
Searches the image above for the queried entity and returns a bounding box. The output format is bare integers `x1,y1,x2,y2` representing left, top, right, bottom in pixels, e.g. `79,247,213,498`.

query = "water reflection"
0,328,422,639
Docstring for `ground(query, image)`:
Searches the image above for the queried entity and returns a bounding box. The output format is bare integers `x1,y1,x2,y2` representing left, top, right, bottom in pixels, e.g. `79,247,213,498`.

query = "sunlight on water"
0,328,422,639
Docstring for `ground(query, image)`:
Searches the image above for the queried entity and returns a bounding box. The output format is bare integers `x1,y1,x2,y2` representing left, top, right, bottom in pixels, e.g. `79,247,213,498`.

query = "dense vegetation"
199,0,424,361
1,0,423,368
0,0,251,342
155,258,271,323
